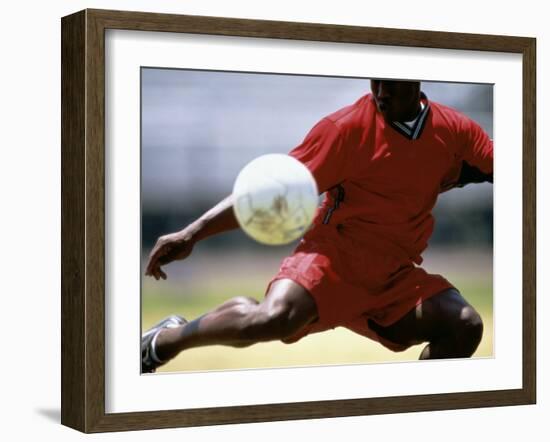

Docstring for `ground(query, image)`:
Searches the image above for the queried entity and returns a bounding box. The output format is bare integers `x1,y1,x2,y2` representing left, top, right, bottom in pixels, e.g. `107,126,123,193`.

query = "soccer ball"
232,154,319,245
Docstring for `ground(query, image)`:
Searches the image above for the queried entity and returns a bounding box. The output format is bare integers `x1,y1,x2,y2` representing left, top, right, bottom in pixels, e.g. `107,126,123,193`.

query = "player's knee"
455,306,483,355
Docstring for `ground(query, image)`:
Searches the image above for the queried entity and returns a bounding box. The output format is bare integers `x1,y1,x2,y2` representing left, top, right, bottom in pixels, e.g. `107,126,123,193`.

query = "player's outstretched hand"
145,231,195,280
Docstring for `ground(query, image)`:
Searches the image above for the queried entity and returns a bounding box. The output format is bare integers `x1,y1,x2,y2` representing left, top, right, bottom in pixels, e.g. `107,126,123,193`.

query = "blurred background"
141,68,493,372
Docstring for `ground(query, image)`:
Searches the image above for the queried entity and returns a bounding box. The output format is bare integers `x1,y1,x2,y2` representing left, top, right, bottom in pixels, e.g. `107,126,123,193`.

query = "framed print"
61,9,536,433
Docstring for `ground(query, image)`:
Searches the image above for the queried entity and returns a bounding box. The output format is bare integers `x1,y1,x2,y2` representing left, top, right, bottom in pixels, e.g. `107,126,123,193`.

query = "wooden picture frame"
61,8,536,433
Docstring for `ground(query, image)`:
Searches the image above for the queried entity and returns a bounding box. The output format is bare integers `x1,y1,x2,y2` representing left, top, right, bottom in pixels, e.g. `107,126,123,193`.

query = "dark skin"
145,80,483,364
370,79,422,122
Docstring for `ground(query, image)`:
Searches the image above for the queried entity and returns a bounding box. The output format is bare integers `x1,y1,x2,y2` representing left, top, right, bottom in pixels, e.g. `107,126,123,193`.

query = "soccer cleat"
141,314,187,374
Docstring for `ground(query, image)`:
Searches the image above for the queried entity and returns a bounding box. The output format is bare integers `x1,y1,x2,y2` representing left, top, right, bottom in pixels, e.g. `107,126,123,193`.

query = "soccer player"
142,79,493,373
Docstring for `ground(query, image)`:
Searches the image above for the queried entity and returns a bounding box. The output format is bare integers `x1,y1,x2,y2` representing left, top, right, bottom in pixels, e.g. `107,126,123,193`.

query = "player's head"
370,79,421,122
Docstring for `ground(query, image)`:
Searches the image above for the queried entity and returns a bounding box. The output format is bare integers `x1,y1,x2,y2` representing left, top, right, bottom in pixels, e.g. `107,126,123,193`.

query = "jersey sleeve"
456,116,493,186
289,118,352,194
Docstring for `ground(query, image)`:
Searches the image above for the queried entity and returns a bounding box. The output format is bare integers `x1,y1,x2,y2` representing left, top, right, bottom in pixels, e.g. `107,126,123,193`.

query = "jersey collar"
388,92,430,140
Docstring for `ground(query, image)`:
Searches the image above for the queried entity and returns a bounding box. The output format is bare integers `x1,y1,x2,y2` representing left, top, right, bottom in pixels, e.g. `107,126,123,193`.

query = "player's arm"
455,116,493,187
187,194,239,241
145,195,238,280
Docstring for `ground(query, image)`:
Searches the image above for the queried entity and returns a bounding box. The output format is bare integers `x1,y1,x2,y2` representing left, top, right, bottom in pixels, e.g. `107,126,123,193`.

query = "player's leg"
369,288,484,359
416,288,483,359
150,278,318,364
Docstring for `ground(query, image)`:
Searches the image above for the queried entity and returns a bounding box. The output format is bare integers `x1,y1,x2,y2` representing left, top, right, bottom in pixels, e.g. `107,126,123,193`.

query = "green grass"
142,277,493,373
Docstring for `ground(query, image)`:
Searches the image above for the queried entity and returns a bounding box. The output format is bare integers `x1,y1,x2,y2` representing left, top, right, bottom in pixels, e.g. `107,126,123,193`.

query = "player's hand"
145,231,195,280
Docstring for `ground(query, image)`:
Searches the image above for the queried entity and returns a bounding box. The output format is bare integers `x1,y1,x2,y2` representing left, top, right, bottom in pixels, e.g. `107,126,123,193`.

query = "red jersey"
289,93,493,264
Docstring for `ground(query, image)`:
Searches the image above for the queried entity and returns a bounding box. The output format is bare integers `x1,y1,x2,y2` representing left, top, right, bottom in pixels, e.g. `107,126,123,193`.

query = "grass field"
142,248,493,373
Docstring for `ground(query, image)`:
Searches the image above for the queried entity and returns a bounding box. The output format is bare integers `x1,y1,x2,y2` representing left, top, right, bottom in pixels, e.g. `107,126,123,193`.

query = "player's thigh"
263,278,319,330
370,288,479,346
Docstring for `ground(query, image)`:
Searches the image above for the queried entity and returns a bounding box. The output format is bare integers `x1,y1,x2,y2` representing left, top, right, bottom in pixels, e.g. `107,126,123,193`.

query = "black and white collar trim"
389,93,430,140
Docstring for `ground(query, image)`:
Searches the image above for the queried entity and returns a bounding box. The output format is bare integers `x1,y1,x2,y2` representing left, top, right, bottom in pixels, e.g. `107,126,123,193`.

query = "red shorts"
266,224,453,352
